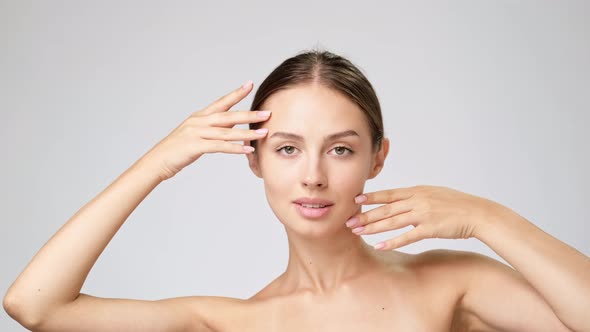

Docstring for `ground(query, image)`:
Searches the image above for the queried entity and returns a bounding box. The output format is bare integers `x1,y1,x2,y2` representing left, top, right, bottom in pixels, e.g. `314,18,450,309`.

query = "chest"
229,288,459,332
267,304,450,332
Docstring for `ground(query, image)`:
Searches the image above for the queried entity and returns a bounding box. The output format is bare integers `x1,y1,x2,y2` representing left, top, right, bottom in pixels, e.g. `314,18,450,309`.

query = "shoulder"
407,248,504,292
395,249,497,304
413,248,487,261
411,248,519,287
407,249,506,329
410,249,570,332
409,248,498,272
401,248,490,273
364,248,485,285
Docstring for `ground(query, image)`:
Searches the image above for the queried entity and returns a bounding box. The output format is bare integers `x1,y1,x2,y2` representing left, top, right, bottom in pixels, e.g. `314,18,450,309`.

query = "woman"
3,50,589,331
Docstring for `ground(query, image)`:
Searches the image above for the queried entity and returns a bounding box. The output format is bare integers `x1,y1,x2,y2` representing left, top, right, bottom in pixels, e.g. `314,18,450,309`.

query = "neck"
281,225,381,295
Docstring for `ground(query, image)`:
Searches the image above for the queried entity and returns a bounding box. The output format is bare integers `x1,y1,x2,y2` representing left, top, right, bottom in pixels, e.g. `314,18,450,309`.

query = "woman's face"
247,83,387,237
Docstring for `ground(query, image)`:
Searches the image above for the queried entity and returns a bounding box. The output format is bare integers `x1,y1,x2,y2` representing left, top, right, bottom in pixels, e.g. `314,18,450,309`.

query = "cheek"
259,160,295,206
328,162,369,199
328,157,372,210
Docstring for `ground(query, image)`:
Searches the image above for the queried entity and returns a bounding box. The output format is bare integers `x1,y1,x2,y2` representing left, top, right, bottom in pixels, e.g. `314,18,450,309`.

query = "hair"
248,48,384,152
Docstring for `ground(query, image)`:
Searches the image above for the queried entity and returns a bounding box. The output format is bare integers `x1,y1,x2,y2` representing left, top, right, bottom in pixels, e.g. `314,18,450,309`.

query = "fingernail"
355,195,367,204
243,146,255,152
242,80,253,90
255,128,268,135
352,226,365,234
374,242,386,250
345,217,358,227
257,111,271,118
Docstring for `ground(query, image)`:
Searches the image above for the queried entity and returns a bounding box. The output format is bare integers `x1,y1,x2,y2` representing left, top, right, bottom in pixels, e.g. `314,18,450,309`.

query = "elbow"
3,292,44,331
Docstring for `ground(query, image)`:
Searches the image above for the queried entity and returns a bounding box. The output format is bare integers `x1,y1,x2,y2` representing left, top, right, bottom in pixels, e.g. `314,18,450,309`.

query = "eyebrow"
269,130,360,142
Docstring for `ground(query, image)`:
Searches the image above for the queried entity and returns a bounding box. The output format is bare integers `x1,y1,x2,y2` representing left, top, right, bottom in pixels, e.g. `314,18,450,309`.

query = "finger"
199,141,256,154
201,81,254,116
199,127,268,141
206,110,271,128
350,211,416,235
373,226,426,250
355,187,414,205
347,199,414,228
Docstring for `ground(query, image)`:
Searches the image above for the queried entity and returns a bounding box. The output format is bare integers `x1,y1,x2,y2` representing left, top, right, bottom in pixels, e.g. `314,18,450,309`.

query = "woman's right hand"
140,80,270,181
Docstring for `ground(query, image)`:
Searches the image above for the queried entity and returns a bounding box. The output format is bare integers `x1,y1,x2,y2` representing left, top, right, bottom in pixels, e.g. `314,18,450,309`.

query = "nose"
301,155,328,189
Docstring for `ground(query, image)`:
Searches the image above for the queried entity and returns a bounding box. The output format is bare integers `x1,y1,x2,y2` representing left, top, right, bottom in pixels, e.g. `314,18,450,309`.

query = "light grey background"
1,1,588,330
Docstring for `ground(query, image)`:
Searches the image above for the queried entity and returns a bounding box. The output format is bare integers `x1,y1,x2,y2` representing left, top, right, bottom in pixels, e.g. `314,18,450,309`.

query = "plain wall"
1,1,588,330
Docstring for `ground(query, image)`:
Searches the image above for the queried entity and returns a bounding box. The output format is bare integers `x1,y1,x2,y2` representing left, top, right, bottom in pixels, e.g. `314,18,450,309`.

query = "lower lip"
294,203,333,219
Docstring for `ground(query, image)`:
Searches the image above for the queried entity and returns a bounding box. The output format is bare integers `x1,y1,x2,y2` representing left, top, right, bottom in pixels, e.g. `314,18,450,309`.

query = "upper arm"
34,293,243,332
454,251,572,332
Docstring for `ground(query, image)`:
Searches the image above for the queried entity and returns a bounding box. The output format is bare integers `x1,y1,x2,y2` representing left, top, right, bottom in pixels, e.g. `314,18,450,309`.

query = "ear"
368,137,390,179
245,140,262,178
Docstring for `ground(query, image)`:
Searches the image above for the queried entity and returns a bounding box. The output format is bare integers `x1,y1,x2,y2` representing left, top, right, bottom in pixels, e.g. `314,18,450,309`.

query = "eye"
331,146,354,156
276,145,298,155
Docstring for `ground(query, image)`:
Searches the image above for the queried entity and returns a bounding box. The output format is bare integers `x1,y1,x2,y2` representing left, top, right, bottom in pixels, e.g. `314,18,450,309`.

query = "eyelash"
275,145,354,157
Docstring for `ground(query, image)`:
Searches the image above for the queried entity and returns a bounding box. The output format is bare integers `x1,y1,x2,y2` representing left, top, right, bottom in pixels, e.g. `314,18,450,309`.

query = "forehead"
259,84,368,130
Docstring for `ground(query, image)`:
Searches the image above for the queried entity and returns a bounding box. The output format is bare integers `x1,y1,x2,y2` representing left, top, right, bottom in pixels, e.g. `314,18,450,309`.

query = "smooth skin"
3,81,589,331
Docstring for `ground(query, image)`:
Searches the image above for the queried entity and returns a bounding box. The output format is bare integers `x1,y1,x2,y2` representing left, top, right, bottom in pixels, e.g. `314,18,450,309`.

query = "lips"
299,203,329,208
293,197,334,206
293,197,334,219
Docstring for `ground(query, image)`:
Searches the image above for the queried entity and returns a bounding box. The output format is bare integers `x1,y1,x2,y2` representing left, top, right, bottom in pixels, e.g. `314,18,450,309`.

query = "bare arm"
346,185,589,331
2,81,270,331
460,208,590,332
3,158,171,329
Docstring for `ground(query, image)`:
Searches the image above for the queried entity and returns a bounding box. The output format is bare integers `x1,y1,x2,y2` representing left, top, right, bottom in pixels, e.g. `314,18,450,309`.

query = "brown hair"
248,48,384,152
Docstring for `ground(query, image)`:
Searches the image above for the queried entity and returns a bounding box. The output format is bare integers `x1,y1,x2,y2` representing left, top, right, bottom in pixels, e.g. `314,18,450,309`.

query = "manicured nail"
255,128,268,135
345,217,358,227
374,242,386,250
257,111,271,118
242,80,253,90
355,195,367,204
243,146,255,152
352,226,365,234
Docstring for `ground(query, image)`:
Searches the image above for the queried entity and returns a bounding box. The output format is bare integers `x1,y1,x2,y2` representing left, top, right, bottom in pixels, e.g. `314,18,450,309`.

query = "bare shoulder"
402,250,479,298
406,248,502,274
418,249,572,332
412,248,488,263
371,249,492,331
407,249,521,331
404,248,501,294
410,248,517,287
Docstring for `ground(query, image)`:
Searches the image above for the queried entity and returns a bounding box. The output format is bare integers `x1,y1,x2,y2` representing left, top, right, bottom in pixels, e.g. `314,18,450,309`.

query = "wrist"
473,202,522,240
129,157,168,184
474,203,530,243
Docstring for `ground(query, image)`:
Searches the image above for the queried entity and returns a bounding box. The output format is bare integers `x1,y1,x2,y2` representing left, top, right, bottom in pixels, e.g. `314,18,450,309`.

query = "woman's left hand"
346,185,507,250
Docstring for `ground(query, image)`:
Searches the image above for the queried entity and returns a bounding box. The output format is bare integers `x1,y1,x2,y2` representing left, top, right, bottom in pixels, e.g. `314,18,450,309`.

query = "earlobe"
368,137,390,179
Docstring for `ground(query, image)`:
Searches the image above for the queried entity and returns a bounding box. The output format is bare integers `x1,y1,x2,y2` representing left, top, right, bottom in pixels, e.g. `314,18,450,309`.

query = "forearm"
3,157,164,324
475,207,590,331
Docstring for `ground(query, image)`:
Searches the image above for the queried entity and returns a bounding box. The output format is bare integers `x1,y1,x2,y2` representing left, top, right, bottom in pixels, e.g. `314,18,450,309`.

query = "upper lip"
293,197,334,206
